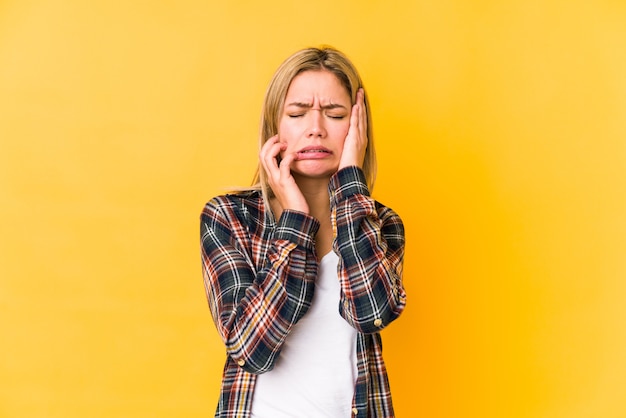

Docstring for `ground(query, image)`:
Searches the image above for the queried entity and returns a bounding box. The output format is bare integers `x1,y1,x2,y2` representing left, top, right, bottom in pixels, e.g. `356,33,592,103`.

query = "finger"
358,89,367,135
260,137,285,179
278,151,297,178
259,135,279,160
349,98,360,134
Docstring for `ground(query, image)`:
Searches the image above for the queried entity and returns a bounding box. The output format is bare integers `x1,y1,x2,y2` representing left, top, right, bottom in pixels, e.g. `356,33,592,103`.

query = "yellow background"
1,1,625,417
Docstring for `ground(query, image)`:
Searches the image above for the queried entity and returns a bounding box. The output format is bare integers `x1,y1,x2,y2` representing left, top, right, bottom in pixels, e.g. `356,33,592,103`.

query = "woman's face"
278,69,352,181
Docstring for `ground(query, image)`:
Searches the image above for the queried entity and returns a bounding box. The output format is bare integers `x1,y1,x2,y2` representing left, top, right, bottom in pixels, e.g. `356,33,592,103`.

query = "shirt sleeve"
330,166,407,334
200,196,320,374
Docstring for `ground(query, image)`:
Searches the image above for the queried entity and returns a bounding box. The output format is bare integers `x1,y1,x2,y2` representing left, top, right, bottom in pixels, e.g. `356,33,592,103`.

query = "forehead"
285,70,351,103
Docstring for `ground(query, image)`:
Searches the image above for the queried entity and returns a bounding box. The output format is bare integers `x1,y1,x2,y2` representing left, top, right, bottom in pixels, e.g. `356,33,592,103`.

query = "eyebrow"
285,102,348,110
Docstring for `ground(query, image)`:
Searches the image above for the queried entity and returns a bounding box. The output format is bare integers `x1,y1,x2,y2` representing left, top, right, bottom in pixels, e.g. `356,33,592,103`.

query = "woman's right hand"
260,135,309,214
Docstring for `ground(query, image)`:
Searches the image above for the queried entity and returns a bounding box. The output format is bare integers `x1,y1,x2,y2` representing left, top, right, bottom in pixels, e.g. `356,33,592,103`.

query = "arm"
200,196,320,373
331,166,407,334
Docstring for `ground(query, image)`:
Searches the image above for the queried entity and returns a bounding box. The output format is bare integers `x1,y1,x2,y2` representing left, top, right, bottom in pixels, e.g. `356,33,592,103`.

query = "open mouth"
299,149,330,154
295,145,333,160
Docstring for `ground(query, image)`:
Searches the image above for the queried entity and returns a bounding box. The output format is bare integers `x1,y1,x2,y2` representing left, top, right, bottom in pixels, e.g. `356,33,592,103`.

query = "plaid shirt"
200,166,406,418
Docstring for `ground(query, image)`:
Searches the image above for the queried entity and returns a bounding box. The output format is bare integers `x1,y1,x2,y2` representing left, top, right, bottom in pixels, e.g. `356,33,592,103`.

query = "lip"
296,146,332,160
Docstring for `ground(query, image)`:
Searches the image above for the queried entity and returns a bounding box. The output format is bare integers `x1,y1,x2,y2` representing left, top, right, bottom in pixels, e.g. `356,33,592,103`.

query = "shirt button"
237,359,245,367
352,407,358,415
373,318,383,327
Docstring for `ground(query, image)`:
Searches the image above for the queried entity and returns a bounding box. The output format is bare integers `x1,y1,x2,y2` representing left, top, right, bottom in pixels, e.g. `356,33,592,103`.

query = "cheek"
278,117,299,139
333,123,350,145
277,119,297,156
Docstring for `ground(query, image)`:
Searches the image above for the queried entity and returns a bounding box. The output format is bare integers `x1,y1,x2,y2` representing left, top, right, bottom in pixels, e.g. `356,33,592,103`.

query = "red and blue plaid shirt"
200,166,406,417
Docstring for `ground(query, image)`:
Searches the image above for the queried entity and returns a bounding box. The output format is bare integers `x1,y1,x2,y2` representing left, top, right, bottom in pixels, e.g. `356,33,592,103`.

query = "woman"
200,46,406,417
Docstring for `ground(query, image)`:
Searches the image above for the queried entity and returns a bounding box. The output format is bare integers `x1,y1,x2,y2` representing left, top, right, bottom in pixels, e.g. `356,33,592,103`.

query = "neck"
293,175,331,222
268,175,334,259
295,176,334,258
268,177,331,222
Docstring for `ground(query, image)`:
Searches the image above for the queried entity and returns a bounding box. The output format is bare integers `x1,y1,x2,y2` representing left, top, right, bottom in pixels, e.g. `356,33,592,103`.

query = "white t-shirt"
251,251,358,418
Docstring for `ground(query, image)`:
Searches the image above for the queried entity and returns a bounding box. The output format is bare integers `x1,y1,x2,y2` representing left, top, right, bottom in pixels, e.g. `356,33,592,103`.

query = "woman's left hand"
338,88,368,170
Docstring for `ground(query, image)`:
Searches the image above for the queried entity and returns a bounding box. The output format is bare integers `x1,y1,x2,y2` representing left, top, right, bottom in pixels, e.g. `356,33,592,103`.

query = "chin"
292,167,338,181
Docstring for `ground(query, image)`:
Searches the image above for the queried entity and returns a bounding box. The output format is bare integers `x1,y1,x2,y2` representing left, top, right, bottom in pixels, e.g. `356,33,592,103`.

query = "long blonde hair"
251,46,377,200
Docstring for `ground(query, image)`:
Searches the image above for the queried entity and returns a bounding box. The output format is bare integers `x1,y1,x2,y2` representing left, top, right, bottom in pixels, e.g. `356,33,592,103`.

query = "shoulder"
205,190,262,208
373,199,399,215
374,199,405,229
201,190,265,223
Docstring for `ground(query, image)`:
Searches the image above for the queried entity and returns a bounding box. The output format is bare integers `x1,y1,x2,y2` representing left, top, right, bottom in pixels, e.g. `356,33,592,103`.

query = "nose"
307,110,326,138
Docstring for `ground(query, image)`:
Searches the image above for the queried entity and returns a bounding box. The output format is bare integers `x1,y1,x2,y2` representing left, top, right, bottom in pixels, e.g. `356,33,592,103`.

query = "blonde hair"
251,46,377,200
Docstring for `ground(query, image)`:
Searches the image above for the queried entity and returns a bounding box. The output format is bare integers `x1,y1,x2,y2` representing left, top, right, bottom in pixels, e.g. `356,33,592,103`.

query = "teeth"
301,149,327,153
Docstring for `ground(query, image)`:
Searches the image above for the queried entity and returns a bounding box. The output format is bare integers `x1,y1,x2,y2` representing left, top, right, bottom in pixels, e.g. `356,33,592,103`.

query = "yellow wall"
1,1,625,417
